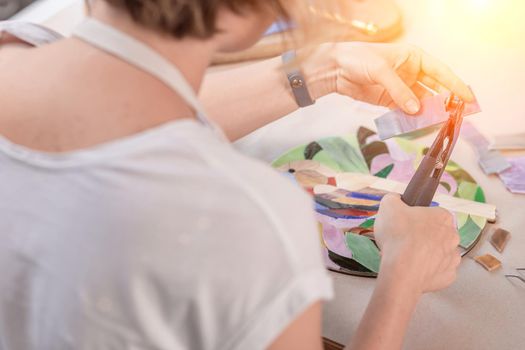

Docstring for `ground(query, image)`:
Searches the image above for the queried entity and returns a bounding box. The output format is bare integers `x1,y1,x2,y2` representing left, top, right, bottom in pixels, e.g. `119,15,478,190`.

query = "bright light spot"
423,0,525,48
469,0,491,10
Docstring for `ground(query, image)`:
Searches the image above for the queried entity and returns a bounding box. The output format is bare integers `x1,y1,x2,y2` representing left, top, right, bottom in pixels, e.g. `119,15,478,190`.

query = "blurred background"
0,0,33,19
5,0,525,139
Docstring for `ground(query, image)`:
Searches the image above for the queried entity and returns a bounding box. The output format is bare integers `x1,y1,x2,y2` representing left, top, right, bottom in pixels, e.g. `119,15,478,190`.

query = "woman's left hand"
303,42,474,114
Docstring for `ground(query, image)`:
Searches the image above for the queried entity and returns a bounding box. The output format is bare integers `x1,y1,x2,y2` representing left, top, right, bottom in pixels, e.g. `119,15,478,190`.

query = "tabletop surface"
236,1,525,349
13,1,525,349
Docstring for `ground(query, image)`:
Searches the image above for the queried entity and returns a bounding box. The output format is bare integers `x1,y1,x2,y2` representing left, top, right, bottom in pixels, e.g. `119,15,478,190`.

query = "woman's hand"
303,42,474,114
374,194,461,293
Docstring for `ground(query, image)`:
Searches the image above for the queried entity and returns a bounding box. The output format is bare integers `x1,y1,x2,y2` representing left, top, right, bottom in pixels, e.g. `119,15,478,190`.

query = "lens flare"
469,0,491,11
424,0,525,48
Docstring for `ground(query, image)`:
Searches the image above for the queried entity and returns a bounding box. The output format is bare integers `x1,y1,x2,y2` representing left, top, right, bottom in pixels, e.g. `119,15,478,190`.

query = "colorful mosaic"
272,127,487,276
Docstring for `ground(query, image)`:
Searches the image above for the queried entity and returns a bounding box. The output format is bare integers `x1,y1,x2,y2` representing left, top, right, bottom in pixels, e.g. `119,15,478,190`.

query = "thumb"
380,193,403,207
373,66,420,114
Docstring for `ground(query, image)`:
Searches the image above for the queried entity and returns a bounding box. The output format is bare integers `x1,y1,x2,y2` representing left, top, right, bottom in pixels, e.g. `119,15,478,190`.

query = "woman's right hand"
374,194,461,293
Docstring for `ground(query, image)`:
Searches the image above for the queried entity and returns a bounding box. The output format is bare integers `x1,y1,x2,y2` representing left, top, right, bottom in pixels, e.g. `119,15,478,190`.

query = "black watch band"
282,50,315,108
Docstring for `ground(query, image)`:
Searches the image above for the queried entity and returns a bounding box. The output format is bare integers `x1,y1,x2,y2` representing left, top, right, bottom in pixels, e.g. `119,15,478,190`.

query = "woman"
0,1,468,349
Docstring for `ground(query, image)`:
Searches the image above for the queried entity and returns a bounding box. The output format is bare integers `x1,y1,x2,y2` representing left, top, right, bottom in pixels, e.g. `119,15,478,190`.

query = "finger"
430,251,461,292
394,46,421,87
421,51,474,102
380,193,402,204
427,206,454,224
378,193,404,215
378,88,394,107
417,74,450,95
385,82,433,109
440,210,456,229
450,231,461,249
441,268,458,288
386,84,433,110
336,79,377,105
434,253,453,284
372,65,420,114
425,265,458,292
441,251,461,278
411,82,435,101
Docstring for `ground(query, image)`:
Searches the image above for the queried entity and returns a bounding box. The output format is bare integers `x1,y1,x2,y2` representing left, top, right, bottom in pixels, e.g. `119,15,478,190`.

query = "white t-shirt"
0,119,333,350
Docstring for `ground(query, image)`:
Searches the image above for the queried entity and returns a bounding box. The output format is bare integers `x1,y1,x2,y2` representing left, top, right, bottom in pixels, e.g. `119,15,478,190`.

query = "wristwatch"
282,50,315,108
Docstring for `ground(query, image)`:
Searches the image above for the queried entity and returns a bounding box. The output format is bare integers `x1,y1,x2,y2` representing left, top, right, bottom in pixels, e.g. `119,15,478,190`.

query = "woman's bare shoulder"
0,38,195,152
0,42,75,149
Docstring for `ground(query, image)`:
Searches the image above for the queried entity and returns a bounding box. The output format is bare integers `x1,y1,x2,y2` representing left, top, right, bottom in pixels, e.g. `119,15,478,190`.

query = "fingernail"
405,99,420,114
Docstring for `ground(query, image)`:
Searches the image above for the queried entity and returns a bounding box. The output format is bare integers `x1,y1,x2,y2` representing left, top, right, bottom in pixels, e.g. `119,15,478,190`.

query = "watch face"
291,78,304,89
287,72,314,107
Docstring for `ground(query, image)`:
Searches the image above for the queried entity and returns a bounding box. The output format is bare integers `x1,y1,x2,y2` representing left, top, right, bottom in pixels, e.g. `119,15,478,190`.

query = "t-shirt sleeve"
225,267,333,350
217,181,334,350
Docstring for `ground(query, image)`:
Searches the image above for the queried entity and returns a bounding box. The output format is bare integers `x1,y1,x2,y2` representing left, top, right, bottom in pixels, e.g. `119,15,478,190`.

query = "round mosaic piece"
272,127,487,277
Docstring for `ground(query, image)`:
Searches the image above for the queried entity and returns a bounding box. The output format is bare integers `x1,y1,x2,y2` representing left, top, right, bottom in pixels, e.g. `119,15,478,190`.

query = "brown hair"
103,0,289,39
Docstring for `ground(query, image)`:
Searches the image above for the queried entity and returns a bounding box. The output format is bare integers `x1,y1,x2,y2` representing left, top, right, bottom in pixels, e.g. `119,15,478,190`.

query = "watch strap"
282,50,315,108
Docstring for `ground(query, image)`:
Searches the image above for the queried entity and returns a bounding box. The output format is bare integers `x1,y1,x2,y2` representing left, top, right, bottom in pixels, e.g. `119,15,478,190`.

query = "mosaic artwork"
272,127,488,277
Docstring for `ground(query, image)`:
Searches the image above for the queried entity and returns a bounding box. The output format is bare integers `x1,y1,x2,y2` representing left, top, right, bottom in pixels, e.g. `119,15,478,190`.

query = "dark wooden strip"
323,337,345,350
